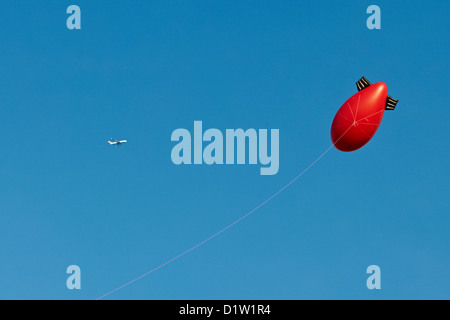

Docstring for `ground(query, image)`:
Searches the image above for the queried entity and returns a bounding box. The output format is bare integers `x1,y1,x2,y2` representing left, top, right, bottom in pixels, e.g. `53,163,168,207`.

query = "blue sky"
0,0,449,299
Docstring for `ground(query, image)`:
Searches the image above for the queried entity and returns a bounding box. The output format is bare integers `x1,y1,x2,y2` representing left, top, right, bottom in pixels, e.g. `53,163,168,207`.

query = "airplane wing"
118,140,127,144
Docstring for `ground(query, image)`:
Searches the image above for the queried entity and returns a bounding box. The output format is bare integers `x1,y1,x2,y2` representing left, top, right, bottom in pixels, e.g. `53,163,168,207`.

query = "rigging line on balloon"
348,102,356,121
359,122,380,126
337,113,353,122
95,124,354,300
358,109,384,122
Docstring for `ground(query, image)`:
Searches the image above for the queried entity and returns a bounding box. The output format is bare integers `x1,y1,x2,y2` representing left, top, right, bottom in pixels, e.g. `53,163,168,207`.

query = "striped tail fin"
356,76,372,91
385,95,398,110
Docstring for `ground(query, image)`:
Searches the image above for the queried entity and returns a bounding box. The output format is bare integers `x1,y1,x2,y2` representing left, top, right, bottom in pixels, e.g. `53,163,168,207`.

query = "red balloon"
331,77,398,152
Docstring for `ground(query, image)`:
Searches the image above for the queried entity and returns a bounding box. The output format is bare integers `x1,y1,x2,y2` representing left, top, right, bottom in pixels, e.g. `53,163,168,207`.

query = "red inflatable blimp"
330,77,398,152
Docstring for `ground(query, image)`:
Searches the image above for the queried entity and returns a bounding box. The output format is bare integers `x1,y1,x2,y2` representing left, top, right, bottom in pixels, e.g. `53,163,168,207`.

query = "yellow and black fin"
356,76,372,91
385,96,398,110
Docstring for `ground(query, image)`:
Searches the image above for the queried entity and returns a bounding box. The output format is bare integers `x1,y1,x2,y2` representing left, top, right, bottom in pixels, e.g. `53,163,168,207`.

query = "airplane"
108,139,127,146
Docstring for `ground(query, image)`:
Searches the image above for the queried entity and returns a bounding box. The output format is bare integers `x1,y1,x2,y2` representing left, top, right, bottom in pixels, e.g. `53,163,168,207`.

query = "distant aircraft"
108,139,127,146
